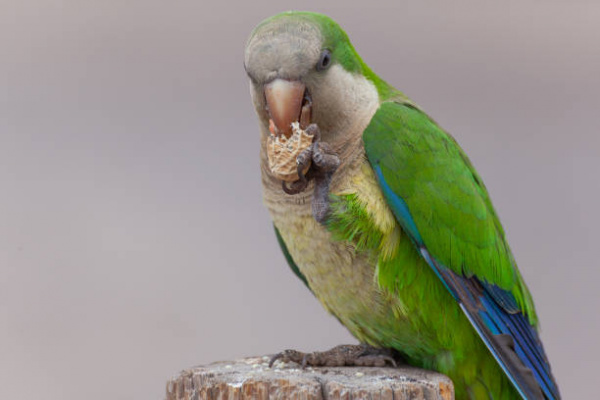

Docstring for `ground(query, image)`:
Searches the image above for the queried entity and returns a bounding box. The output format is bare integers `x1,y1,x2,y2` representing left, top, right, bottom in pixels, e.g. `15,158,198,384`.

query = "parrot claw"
282,177,308,195
269,349,310,368
269,345,399,369
282,146,314,195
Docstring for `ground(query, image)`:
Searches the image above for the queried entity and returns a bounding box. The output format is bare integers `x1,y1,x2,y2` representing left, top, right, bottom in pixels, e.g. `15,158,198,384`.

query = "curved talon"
282,175,309,195
269,352,284,368
380,355,397,368
281,167,308,194
354,345,398,367
305,123,320,141
282,180,299,195
296,162,308,185
281,146,313,195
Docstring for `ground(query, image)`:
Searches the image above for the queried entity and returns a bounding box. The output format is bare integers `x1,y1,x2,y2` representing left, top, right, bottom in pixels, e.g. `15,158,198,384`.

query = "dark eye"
316,50,332,71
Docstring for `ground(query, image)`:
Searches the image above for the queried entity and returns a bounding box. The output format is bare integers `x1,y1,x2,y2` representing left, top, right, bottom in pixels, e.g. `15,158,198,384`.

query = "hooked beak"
264,79,306,138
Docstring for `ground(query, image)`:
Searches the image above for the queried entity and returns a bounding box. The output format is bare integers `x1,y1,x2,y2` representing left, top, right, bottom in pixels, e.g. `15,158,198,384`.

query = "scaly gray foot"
269,344,398,369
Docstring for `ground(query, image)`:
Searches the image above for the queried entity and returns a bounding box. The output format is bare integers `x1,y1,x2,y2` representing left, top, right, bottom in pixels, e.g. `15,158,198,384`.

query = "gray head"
244,12,382,141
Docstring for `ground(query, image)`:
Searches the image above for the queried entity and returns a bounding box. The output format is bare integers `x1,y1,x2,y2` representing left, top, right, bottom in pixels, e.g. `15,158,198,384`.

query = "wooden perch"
166,356,454,399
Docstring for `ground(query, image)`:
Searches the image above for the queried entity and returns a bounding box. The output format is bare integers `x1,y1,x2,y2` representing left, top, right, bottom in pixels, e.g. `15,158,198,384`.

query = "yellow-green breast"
264,157,408,344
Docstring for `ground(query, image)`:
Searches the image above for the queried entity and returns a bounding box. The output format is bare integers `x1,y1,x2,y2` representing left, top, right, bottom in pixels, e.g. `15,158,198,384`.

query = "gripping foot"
269,344,398,369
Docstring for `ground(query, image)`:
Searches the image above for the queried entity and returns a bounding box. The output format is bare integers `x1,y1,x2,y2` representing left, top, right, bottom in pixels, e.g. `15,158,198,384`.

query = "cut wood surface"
166,355,454,399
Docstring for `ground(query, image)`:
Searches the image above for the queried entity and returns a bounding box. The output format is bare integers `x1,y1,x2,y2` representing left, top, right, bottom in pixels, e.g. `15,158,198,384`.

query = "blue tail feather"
481,293,559,399
420,248,560,399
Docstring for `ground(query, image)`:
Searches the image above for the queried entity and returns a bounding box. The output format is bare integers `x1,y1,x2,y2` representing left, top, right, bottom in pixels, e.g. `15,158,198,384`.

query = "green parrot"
244,11,560,400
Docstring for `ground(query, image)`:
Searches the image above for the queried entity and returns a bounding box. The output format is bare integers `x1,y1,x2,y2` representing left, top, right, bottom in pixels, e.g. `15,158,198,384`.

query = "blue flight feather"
374,165,423,245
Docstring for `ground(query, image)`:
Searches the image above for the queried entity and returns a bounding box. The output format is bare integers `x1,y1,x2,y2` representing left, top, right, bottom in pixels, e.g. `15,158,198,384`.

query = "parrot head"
244,12,384,145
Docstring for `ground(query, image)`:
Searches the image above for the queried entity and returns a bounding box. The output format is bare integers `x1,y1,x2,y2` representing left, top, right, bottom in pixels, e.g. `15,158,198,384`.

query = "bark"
166,356,454,400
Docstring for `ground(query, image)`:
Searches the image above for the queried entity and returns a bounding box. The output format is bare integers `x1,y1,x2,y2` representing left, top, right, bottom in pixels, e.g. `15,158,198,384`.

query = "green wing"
274,226,311,290
363,101,560,399
364,101,535,319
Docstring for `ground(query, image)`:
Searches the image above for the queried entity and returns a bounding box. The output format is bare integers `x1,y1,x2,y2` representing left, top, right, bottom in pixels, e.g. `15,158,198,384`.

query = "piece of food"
266,122,314,182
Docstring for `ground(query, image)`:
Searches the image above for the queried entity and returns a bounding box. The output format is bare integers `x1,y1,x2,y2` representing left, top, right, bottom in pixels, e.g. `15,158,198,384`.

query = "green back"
363,101,537,324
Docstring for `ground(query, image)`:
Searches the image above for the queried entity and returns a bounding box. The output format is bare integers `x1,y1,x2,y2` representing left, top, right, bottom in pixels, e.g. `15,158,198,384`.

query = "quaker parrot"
244,11,560,400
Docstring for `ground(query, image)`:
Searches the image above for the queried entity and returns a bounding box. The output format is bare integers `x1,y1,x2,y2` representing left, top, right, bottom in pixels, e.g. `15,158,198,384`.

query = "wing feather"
364,101,560,399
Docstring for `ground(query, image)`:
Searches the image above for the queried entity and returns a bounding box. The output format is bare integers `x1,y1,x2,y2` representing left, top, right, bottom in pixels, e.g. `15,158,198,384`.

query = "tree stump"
166,356,454,400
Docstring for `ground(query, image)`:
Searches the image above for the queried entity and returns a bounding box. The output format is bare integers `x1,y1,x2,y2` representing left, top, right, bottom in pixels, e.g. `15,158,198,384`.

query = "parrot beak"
264,79,306,138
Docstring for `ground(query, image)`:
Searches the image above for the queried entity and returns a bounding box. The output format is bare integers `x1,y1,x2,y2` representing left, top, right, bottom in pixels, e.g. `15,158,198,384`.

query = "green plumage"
363,102,537,324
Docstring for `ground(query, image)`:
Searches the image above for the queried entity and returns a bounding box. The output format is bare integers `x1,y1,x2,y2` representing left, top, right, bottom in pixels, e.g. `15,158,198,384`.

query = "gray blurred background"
1,1,597,399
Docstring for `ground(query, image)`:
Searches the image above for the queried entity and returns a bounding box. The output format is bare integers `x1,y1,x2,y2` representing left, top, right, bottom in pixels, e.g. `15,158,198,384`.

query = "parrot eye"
316,50,332,71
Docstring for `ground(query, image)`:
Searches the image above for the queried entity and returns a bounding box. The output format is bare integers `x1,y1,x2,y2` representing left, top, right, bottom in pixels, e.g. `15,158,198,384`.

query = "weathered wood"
166,356,454,400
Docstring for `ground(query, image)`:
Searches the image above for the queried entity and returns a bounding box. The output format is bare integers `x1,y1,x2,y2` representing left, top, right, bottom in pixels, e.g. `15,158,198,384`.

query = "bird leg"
310,141,340,224
269,344,398,369
281,123,340,223
305,124,340,224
